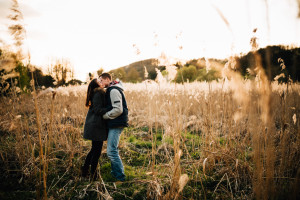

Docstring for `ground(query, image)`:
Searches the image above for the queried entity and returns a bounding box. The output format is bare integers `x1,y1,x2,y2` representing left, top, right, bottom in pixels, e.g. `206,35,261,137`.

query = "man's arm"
103,89,123,119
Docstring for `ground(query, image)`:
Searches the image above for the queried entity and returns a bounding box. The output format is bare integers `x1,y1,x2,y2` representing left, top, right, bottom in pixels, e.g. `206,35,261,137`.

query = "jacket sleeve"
103,89,123,119
92,92,108,116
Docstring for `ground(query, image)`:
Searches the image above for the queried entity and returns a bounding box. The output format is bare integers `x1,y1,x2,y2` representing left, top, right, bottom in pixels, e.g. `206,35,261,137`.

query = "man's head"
100,72,112,88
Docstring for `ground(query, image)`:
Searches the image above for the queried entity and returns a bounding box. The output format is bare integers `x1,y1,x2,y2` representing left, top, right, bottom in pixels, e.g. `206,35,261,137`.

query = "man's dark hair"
100,72,112,80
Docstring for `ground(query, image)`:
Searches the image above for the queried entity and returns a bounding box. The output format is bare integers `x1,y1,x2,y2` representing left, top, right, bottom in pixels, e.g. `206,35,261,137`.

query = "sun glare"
0,0,298,81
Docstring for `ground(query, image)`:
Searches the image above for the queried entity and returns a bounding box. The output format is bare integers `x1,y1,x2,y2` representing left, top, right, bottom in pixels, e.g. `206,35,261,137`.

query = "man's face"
100,77,111,88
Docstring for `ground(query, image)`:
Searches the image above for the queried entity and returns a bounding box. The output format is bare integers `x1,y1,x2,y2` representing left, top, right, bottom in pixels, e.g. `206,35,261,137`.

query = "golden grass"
0,78,299,199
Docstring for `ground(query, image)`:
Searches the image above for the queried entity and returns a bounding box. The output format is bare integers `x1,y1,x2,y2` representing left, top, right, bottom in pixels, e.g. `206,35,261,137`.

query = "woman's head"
85,78,104,107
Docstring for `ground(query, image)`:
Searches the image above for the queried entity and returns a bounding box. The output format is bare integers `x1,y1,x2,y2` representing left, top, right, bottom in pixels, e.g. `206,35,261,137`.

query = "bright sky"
0,0,299,81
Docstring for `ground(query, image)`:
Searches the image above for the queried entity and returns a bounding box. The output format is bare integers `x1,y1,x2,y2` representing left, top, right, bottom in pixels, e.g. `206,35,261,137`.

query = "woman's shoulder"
93,88,106,95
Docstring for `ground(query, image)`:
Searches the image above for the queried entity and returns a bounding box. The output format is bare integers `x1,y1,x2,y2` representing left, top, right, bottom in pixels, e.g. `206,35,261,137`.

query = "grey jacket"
83,88,108,141
103,82,124,120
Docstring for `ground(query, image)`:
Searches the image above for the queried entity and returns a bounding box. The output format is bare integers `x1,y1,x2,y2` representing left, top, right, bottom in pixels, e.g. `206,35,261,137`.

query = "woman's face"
96,78,105,88
100,77,110,88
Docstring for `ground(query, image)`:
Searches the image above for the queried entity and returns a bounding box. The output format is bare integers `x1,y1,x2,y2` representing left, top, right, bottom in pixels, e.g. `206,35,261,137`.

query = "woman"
82,78,108,180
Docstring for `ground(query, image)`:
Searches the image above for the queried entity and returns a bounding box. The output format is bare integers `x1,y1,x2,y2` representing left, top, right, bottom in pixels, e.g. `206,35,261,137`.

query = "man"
100,73,128,182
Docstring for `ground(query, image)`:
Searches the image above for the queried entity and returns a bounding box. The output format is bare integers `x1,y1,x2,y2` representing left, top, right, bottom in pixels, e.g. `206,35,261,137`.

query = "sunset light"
1,0,299,80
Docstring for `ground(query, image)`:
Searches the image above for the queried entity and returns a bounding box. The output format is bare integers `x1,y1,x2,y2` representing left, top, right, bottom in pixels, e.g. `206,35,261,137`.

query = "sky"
0,0,299,81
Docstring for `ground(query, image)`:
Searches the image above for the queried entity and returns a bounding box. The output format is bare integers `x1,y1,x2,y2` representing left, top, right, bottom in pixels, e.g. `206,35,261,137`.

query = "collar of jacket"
109,80,120,86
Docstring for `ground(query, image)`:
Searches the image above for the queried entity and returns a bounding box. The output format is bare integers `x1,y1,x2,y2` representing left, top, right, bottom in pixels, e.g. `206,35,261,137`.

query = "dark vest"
106,86,129,128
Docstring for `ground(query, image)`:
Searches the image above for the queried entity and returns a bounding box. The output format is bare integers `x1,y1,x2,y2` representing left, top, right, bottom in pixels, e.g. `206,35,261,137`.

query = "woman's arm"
92,92,108,116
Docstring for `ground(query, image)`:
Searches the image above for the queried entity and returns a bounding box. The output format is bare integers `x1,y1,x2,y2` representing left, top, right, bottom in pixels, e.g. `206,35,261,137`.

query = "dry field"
0,79,299,199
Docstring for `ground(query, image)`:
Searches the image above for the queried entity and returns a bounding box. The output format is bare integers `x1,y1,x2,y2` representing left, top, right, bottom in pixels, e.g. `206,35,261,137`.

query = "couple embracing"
82,73,128,182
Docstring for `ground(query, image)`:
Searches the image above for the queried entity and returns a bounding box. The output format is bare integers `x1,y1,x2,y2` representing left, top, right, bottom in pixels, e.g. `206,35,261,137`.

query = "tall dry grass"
126,78,300,199
0,77,299,199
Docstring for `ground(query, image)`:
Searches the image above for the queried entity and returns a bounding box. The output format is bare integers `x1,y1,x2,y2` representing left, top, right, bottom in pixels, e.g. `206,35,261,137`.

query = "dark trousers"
83,141,103,174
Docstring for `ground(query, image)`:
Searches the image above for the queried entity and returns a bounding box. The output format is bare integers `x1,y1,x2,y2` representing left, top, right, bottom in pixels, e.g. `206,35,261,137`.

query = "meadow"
0,0,299,199
0,74,299,199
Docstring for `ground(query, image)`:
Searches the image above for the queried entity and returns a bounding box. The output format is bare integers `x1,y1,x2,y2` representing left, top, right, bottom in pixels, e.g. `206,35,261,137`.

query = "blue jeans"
107,128,125,181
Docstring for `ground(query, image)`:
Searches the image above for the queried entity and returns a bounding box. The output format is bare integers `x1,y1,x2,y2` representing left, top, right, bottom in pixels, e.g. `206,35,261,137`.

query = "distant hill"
108,45,300,83
108,58,165,82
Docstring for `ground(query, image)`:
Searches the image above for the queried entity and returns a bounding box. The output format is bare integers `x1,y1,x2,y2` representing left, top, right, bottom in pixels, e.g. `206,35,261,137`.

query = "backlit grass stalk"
47,91,56,153
31,71,48,200
251,44,275,200
163,88,189,200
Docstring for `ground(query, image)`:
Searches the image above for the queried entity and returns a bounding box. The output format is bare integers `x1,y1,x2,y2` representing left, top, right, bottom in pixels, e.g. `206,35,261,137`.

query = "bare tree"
48,58,73,85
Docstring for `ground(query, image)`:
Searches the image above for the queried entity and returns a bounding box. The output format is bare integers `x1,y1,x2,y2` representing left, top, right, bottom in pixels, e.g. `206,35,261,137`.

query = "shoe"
81,166,89,178
110,171,125,182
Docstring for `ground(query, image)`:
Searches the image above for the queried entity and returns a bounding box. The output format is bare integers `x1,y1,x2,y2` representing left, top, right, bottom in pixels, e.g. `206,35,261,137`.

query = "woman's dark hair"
85,78,99,107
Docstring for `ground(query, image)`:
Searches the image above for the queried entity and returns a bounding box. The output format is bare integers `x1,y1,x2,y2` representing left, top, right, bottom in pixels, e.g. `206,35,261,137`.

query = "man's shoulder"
107,87,123,98
108,86,123,93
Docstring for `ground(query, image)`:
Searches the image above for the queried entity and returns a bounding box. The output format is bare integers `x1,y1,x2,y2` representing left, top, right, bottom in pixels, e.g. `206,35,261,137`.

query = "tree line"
108,45,300,83
1,44,299,95
0,48,83,95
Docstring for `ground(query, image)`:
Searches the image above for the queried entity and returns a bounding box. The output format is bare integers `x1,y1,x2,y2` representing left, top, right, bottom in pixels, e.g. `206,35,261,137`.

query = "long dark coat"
83,88,108,141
